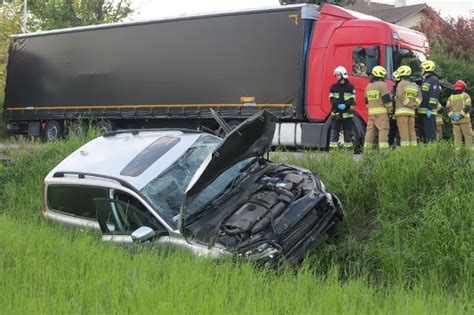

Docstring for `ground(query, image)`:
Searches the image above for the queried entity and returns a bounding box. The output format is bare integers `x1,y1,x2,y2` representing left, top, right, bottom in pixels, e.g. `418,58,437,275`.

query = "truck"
3,3,430,148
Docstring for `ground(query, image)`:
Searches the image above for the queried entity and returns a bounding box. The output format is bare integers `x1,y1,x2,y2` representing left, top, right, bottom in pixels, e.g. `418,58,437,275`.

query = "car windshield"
391,47,427,78
183,157,259,224
140,134,221,226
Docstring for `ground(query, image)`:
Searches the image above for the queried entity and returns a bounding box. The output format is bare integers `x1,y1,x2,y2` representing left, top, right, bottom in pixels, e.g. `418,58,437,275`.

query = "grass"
0,135,472,313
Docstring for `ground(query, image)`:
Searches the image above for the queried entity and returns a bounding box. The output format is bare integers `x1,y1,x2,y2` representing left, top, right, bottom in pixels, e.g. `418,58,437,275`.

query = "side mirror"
131,226,156,243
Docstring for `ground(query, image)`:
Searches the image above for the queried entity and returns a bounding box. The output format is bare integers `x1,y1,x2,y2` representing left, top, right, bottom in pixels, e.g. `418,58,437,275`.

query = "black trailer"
4,5,317,141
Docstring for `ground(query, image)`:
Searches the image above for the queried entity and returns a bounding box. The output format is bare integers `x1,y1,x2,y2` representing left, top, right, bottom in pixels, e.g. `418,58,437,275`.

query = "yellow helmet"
397,65,412,77
371,66,387,78
421,60,436,73
392,70,401,81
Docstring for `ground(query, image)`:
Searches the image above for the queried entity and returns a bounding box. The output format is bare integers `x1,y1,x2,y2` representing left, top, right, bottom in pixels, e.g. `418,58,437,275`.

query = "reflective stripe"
343,142,353,148
429,98,438,105
368,107,388,115
379,142,389,149
329,93,336,99
400,141,410,147
405,88,418,98
330,142,338,148
415,98,422,105
422,83,430,91
436,116,443,123
344,93,355,100
342,113,353,119
418,108,437,115
395,108,415,116
409,141,417,147
367,90,380,100
451,94,464,101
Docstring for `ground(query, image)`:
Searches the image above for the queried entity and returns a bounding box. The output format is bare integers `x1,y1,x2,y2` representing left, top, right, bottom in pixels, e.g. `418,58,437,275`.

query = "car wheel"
43,120,63,141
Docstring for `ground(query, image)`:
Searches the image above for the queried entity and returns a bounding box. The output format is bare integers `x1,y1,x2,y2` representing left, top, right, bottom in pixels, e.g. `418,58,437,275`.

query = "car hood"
179,110,277,231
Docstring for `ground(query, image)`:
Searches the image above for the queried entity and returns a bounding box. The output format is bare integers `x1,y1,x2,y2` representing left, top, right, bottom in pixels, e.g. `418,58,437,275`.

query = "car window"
140,134,221,225
184,157,258,222
95,194,166,235
47,185,108,219
120,136,181,177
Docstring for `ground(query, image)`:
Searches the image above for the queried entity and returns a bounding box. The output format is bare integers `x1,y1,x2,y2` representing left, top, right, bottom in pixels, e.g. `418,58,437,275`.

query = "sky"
131,0,473,21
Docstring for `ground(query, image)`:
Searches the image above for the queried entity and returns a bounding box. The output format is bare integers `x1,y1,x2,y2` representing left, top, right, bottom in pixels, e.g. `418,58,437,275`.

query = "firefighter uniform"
419,61,440,142
329,67,355,149
364,74,392,149
446,90,472,148
388,71,401,147
395,77,422,147
436,102,444,140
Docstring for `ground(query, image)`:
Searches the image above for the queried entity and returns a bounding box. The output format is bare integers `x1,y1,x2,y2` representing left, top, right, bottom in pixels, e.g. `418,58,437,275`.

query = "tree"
26,0,134,31
0,1,22,103
279,0,355,6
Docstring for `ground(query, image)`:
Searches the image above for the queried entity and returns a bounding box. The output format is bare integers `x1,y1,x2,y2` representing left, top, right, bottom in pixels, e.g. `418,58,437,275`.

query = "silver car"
43,111,343,267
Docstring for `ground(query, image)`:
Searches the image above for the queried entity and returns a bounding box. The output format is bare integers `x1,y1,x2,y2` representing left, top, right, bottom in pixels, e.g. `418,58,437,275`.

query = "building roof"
372,4,428,24
346,1,428,24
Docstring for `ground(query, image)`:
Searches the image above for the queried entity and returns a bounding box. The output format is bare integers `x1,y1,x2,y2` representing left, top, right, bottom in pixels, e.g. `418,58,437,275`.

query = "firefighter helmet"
453,80,467,91
334,66,348,79
371,66,387,78
421,60,436,73
392,70,401,81
397,65,412,77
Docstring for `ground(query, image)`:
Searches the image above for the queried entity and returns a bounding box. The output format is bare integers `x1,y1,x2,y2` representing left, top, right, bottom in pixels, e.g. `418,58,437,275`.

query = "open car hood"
179,110,276,231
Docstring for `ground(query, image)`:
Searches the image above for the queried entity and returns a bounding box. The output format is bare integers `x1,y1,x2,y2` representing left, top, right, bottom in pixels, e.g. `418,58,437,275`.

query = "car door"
94,195,169,246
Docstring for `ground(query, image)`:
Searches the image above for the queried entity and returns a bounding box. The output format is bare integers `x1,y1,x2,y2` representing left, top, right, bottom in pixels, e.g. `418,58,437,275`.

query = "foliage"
26,0,134,31
0,138,472,312
0,1,22,104
279,0,355,6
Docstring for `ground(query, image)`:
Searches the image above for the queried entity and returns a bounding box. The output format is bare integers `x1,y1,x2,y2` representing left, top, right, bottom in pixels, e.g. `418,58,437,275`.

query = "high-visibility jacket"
420,72,440,114
364,79,392,115
329,80,356,119
446,91,472,124
395,79,421,117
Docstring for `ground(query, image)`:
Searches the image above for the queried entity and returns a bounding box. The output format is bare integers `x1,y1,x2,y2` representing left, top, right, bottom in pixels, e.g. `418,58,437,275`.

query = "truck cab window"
391,47,426,78
352,46,380,77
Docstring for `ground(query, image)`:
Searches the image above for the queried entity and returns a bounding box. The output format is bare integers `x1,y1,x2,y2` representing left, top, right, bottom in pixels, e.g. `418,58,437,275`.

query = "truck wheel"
95,120,114,134
43,120,63,141
67,120,87,136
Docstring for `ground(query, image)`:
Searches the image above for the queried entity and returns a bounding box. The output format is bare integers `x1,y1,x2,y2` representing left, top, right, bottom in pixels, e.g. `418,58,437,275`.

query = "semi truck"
3,3,430,148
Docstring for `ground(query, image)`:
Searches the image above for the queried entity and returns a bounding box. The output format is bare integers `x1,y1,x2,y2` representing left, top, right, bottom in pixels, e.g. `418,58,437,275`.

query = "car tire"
43,120,63,141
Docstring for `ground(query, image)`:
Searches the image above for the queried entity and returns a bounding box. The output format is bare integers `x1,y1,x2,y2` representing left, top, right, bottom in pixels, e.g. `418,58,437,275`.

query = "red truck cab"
306,4,429,124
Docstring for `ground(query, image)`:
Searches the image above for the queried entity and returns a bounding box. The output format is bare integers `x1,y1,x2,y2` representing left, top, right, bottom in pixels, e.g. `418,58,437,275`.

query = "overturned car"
43,111,343,267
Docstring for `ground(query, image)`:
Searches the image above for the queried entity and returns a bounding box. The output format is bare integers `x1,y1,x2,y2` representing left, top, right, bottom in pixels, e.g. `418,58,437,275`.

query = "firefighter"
388,70,401,147
329,66,355,149
418,60,440,142
445,80,472,149
395,65,422,147
436,102,444,140
363,66,392,149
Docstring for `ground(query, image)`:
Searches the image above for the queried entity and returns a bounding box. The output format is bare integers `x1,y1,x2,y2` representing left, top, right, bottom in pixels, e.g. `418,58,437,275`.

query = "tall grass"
0,135,472,313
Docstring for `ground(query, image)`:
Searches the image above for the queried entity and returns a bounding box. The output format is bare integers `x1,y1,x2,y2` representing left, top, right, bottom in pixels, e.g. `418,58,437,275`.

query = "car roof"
46,130,213,191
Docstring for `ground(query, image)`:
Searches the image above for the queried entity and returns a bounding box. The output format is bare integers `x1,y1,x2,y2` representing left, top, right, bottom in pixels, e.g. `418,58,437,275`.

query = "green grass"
0,135,472,313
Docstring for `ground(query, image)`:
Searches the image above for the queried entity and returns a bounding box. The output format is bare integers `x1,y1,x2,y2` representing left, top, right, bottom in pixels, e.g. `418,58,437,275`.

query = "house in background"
347,0,429,29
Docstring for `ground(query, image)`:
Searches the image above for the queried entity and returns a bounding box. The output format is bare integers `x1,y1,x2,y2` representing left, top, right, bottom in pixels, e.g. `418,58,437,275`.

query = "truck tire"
67,120,87,136
43,120,63,141
95,120,114,134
